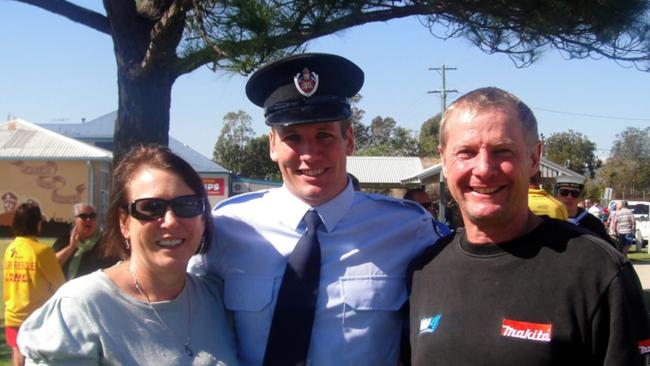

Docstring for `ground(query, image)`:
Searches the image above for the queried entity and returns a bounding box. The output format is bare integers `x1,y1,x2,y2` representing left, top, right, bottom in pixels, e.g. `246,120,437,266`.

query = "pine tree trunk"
113,71,175,163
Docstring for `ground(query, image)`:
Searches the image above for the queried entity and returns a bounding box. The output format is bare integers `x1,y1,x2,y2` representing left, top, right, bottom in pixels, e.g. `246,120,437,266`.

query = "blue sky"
2,2,649,160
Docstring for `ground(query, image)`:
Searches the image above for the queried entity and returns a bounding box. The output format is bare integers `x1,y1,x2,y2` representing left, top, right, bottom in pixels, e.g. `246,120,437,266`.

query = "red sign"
203,178,224,196
501,319,551,342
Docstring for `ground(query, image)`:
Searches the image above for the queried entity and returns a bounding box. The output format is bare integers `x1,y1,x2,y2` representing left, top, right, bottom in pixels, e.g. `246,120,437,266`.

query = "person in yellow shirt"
528,171,568,220
3,202,64,366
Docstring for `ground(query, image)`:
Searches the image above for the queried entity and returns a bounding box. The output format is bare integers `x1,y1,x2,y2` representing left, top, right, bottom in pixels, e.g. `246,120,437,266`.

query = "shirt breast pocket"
223,276,275,363
339,276,407,365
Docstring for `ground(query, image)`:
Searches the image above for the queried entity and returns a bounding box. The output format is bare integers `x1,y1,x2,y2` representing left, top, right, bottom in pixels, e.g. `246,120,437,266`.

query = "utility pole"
428,65,457,223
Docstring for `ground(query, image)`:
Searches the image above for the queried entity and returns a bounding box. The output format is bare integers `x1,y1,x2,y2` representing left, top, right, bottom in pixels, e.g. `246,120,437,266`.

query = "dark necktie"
264,210,322,366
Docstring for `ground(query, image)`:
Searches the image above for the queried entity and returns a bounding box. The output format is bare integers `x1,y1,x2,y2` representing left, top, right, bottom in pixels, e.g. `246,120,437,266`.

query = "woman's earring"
124,239,130,251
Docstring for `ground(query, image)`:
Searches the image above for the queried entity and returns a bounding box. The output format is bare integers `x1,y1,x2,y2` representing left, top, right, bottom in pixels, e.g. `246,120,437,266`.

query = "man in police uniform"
554,175,614,245
198,53,447,366
409,87,650,365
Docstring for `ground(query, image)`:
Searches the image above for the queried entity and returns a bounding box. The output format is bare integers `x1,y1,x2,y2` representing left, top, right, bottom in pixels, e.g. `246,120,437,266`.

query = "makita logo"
638,339,650,354
501,319,551,343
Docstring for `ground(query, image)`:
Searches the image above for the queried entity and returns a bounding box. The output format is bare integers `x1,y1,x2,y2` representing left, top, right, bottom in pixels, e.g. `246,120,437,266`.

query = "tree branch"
139,0,189,77
12,0,111,35
175,3,436,74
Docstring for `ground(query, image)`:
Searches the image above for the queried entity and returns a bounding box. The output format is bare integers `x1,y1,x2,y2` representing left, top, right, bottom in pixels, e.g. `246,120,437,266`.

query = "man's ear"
529,141,542,176
345,125,355,156
439,145,447,178
269,128,279,162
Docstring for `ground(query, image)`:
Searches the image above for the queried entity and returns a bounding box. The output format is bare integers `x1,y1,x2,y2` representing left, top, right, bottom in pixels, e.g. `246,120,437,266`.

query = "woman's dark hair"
105,144,212,259
12,202,42,236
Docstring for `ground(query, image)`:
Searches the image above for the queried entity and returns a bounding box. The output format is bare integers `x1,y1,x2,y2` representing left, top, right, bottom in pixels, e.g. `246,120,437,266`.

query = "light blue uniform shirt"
202,182,444,366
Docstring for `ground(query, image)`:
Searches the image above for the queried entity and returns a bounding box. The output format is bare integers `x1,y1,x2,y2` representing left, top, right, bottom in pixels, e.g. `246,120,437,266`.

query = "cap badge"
294,67,319,97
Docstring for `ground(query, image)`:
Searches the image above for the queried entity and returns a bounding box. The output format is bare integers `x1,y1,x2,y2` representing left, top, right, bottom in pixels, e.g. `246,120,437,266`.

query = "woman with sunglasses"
18,145,238,365
52,203,119,280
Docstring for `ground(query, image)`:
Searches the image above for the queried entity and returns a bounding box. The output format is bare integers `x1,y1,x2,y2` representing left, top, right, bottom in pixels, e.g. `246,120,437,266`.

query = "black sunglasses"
558,189,581,198
76,213,97,221
125,195,206,221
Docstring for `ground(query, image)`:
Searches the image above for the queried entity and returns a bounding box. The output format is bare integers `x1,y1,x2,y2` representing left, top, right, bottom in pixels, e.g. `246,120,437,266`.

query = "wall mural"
0,160,88,235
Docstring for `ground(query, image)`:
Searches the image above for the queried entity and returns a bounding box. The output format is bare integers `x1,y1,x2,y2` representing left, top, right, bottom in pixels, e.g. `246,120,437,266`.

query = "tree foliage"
544,130,600,177
213,110,280,179
355,116,418,156
418,114,442,158
599,127,650,199
349,94,371,151
242,135,281,180
213,110,254,175
14,0,650,162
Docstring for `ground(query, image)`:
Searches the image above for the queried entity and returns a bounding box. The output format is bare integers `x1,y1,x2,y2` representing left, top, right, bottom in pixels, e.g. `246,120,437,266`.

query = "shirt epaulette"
363,192,429,213
213,189,272,212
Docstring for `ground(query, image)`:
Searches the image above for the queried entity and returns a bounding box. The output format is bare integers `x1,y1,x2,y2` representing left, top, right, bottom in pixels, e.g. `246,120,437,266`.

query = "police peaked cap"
555,175,585,189
246,53,364,126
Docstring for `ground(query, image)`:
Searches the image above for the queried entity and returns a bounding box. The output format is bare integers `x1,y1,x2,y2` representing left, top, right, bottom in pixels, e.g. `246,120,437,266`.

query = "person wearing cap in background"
527,170,568,220
194,53,448,366
408,87,650,365
554,175,615,246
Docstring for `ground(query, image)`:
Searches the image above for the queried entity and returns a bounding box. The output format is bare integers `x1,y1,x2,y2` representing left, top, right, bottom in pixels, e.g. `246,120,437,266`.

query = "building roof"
0,119,113,161
347,156,423,188
401,157,584,185
39,111,228,174
169,137,228,174
41,111,114,140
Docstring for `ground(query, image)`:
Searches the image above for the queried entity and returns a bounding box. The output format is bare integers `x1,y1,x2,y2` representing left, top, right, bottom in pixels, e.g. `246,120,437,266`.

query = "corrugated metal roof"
0,119,113,160
169,137,229,174
39,111,228,174
41,111,115,139
347,156,423,187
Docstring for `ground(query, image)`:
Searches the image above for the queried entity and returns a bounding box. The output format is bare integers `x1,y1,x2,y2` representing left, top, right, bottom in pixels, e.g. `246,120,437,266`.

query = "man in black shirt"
409,87,650,365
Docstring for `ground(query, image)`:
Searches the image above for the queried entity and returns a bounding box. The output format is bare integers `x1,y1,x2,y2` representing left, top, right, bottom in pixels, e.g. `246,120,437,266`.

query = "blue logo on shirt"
419,314,442,335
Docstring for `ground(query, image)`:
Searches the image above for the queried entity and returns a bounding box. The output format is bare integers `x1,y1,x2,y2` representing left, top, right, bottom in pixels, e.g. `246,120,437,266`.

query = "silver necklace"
128,262,194,357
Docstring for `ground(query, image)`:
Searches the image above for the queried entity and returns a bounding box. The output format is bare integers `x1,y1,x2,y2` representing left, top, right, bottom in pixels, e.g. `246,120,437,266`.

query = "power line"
532,107,650,122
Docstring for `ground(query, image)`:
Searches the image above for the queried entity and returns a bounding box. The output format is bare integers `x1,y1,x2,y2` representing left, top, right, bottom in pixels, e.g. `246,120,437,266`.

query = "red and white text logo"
638,339,650,354
501,319,552,343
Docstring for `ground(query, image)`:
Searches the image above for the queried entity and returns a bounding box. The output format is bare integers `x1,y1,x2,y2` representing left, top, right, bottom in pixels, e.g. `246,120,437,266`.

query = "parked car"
608,200,650,248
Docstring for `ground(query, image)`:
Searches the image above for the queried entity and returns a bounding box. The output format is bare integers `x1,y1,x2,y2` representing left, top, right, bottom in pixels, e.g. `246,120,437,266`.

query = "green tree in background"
419,114,442,158
599,127,650,199
15,0,650,162
356,116,418,156
544,130,600,177
213,111,254,175
242,135,281,180
214,111,280,180
350,95,370,151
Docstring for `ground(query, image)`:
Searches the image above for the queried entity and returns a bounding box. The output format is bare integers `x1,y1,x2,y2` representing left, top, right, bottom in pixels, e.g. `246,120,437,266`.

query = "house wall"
0,160,103,235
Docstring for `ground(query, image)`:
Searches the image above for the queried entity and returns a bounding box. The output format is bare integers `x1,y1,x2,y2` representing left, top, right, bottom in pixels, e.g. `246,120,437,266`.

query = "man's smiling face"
269,121,354,206
440,104,540,228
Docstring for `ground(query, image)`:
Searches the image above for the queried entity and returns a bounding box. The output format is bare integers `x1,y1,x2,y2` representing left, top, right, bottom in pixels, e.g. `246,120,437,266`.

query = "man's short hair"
439,87,539,150
2,192,17,201
72,203,96,218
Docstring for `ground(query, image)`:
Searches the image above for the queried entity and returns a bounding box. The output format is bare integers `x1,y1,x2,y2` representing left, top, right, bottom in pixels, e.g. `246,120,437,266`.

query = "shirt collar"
272,181,355,233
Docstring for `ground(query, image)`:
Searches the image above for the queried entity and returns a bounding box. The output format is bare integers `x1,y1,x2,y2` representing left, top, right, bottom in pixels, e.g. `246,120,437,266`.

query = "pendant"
184,344,194,357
